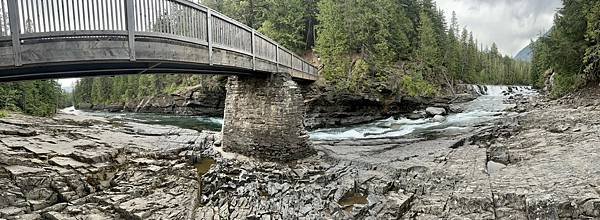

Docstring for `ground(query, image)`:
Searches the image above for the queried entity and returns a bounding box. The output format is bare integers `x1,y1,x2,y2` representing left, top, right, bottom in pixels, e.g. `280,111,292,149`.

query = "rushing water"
309,85,537,140
61,85,536,139
60,107,223,132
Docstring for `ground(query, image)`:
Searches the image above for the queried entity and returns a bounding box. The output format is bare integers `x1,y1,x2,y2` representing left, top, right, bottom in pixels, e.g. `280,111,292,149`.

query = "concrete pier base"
221,72,314,161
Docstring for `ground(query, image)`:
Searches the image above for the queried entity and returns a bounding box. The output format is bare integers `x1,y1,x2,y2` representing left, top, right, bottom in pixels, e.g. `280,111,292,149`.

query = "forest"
0,81,67,117
530,0,600,97
73,0,531,107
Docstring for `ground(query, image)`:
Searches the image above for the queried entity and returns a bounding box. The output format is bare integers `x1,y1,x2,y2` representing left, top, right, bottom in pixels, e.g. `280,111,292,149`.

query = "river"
61,85,537,141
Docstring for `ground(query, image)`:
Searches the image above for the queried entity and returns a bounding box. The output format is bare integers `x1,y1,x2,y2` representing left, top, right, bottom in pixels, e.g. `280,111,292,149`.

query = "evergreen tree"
416,10,440,66
584,2,600,79
258,0,307,52
530,0,600,96
490,43,500,58
315,0,351,83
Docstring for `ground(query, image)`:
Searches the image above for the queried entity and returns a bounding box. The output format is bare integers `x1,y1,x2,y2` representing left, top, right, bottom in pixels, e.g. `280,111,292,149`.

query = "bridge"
0,0,318,161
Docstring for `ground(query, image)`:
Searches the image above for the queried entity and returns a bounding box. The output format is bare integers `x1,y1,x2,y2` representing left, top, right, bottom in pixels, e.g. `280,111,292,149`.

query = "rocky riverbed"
3,86,600,219
79,83,481,130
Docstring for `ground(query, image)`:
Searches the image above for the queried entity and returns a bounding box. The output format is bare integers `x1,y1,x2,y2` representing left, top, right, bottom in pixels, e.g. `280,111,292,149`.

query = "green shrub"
401,74,439,97
551,73,585,98
0,110,8,118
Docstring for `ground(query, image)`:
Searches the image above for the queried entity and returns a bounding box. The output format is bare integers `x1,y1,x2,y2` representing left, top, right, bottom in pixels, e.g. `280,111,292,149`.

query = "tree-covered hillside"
530,0,600,97
0,81,65,117
75,0,531,108
314,0,530,96
73,75,225,107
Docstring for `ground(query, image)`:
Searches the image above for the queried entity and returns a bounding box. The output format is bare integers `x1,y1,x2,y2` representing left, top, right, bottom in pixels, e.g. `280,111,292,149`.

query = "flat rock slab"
4,165,45,175
49,157,89,168
315,136,467,170
0,124,37,137
1,137,32,148
22,145,53,155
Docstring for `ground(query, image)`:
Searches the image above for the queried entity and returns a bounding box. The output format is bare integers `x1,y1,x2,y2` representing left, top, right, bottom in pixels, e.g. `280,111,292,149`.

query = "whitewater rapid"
61,85,536,139
309,85,537,140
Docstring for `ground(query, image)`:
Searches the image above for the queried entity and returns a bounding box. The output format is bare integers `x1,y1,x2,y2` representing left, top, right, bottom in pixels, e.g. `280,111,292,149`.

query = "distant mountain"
514,30,552,62
514,43,533,62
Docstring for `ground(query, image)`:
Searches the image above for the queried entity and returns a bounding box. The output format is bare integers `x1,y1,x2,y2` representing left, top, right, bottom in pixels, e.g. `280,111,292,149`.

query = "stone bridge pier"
221,72,315,162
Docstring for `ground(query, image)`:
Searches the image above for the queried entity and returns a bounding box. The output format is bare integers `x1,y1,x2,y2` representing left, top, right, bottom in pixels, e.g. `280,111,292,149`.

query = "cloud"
434,0,562,56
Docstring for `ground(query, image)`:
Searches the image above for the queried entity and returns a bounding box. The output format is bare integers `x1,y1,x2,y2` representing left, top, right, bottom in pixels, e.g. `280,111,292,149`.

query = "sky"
434,0,562,56
58,78,78,92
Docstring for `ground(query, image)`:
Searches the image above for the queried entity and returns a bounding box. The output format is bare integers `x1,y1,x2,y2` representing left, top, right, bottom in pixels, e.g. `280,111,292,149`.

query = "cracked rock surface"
0,114,202,219
3,87,600,219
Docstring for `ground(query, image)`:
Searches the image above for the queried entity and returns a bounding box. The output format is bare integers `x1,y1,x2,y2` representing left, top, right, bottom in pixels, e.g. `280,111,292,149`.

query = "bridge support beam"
222,72,315,162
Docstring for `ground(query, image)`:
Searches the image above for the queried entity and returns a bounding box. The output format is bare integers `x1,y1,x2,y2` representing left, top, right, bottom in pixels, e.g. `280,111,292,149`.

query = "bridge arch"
0,0,318,161
0,0,317,82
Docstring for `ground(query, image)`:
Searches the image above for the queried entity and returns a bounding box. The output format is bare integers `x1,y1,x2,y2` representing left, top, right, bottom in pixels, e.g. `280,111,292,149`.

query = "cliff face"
302,84,479,130
80,85,226,117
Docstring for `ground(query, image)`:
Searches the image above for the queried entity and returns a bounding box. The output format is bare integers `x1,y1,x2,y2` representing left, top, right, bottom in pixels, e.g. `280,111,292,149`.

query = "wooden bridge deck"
0,0,318,82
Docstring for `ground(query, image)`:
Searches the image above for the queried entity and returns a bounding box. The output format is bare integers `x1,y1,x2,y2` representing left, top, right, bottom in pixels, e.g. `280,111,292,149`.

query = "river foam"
309,85,537,141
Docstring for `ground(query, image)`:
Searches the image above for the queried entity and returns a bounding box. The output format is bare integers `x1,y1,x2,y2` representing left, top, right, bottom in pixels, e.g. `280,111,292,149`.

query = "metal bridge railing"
0,0,318,76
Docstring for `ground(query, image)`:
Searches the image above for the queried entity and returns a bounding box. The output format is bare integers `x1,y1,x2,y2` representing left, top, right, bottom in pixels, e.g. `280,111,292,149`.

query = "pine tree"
490,43,500,58
584,2,600,79
315,0,351,82
258,0,307,52
91,78,104,104
416,10,440,66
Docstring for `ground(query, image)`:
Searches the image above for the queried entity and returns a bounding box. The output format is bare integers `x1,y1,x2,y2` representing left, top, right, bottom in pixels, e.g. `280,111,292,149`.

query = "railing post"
125,0,136,61
251,30,255,70
7,0,21,66
207,8,213,66
275,44,279,72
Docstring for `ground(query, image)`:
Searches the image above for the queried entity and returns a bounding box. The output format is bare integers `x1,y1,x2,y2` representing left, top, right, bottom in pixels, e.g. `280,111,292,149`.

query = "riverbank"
0,111,466,219
77,83,482,130
0,113,207,219
3,85,599,219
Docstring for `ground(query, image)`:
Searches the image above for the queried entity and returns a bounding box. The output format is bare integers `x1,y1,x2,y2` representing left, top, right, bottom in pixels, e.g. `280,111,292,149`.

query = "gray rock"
486,161,506,175
425,107,446,116
432,115,446,122
448,104,464,113
526,194,558,219
407,111,427,120
4,166,45,175
0,207,25,217
48,157,89,168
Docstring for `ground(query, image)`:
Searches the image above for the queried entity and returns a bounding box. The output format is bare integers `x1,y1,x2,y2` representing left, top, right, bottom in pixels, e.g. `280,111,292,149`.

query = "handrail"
1,0,317,77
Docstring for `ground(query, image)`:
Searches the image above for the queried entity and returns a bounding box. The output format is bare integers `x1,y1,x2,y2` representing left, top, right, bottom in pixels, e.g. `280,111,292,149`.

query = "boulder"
426,107,446,116
448,104,463,113
432,115,446,122
406,111,427,120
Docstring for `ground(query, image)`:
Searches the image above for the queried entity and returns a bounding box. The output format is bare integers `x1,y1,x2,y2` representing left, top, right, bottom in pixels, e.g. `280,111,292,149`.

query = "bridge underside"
0,60,265,81
0,37,318,82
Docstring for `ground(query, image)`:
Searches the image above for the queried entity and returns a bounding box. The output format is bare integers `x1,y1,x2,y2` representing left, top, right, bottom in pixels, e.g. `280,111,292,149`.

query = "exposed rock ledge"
77,83,480,130
303,84,479,130
4,85,597,219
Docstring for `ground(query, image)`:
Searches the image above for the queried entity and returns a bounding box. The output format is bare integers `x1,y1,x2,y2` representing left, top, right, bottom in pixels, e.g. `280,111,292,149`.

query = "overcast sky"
434,0,562,56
